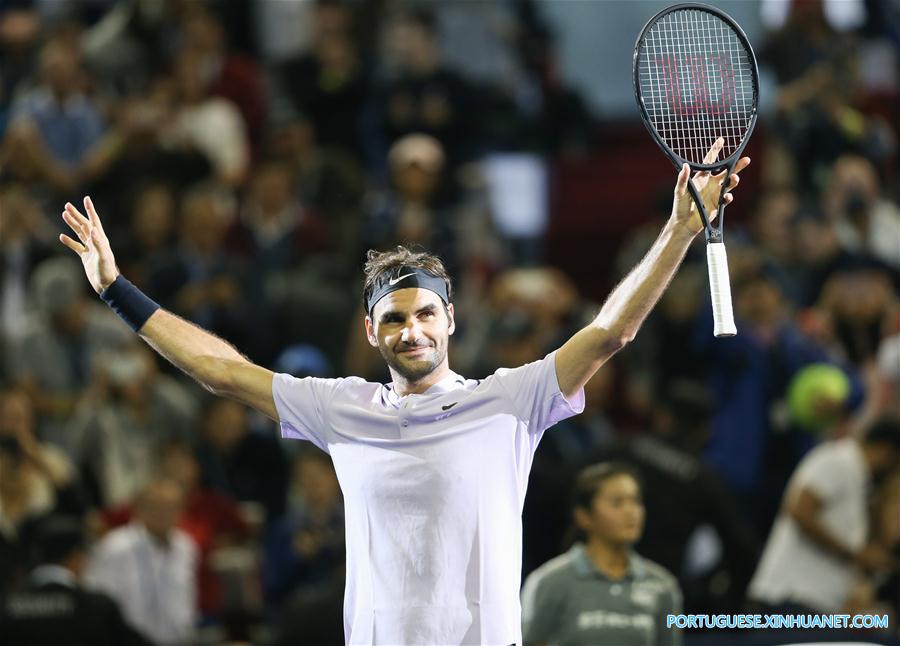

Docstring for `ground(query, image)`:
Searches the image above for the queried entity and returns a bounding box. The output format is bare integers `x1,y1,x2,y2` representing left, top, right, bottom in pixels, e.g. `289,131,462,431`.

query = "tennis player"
59,141,748,645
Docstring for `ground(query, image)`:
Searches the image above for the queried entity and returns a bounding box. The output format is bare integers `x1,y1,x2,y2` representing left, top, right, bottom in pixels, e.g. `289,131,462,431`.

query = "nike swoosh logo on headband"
388,273,417,286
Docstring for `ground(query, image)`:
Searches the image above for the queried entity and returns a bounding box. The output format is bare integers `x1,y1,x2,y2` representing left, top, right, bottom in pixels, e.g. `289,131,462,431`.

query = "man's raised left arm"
556,140,750,399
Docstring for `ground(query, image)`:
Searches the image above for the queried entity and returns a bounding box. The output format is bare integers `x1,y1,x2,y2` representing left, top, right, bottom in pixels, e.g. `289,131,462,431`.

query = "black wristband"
99,275,160,332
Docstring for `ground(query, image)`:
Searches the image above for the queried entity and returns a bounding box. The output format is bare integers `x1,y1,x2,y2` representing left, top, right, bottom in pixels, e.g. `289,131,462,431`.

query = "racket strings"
638,8,755,166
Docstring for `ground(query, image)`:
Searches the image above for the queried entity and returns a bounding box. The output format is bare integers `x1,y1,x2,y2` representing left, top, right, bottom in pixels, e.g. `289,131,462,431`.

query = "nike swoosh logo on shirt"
442,402,458,411
388,273,416,286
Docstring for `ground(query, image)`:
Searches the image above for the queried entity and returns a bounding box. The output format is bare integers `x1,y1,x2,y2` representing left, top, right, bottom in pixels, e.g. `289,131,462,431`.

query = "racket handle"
706,241,737,337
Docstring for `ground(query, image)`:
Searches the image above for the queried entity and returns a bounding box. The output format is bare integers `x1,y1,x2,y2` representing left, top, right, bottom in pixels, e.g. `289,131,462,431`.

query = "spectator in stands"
824,155,900,270
6,256,131,449
363,134,458,272
229,158,327,278
263,114,366,256
68,344,197,506
145,184,250,349
115,182,177,289
748,417,900,613
700,269,840,529
0,387,84,592
100,439,252,623
0,185,54,340
80,82,213,226
0,2,42,118
196,398,288,521
277,0,368,160
816,265,898,367
521,462,682,646
0,515,151,646
264,448,344,607
374,8,478,169
86,477,198,645
178,4,266,148
589,381,758,614
749,188,805,304
164,48,249,187
3,33,105,193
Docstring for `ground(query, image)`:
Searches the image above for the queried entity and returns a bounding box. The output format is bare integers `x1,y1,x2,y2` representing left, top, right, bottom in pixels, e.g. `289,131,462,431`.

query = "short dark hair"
571,461,642,513
865,417,900,451
401,7,436,36
563,462,641,547
34,516,86,565
362,246,453,313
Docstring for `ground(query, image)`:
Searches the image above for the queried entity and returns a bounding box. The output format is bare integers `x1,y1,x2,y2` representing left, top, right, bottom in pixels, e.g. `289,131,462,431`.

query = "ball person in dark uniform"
522,463,682,645
0,516,151,646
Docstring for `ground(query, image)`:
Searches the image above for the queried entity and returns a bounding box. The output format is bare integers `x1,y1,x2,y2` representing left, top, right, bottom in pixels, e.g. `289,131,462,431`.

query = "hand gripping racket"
633,3,759,336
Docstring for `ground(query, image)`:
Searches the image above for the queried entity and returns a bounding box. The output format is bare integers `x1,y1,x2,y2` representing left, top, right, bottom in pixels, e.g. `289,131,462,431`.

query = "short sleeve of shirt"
794,443,850,503
656,578,683,646
272,373,349,453
521,568,563,643
492,351,585,434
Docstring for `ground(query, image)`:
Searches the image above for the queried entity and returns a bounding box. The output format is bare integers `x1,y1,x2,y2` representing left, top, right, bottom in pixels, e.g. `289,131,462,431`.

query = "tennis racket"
633,3,758,337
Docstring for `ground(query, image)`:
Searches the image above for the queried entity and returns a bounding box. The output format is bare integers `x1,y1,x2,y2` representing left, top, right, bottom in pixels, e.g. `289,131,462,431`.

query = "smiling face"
365,288,455,385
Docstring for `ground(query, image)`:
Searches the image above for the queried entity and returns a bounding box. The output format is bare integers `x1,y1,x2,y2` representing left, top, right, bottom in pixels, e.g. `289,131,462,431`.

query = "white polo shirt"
273,351,584,645
748,438,869,611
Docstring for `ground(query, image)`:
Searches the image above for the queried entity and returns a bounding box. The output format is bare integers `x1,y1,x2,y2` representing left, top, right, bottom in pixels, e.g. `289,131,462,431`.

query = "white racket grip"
706,241,737,337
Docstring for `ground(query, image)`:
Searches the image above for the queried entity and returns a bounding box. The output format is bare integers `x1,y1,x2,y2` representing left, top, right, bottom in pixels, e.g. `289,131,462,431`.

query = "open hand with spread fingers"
59,196,120,294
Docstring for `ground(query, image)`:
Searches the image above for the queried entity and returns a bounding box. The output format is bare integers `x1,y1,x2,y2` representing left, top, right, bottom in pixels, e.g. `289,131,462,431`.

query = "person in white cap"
57,140,748,645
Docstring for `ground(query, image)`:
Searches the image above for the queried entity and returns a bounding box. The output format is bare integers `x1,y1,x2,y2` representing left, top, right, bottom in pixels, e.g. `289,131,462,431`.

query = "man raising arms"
60,141,748,645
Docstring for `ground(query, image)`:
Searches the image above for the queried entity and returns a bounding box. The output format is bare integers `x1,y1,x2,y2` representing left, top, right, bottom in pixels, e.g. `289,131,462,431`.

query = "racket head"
633,3,759,173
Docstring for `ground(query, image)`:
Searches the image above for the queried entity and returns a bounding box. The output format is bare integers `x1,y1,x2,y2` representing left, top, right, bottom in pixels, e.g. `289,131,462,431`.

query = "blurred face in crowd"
203,400,249,453
39,40,80,96
137,480,185,542
389,135,445,203
385,17,438,76
826,156,880,221
251,163,295,216
366,288,455,383
577,473,645,548
181,7,224,56
821,269,893,362
159,443,201,492
180,192,225,254
132,185,175,252
753,190,798,259
736,276,784,328
867,443,900,479
173,51,210,103
105,347,155,405
0,389,35,439
312,2,352,43
794,215,839,265
0,187,41,246
393,162,441,203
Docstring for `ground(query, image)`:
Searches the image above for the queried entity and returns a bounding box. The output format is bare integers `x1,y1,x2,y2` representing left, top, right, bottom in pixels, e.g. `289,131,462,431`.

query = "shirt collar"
30,564,78,588
571,542,644,580
384,370,465,405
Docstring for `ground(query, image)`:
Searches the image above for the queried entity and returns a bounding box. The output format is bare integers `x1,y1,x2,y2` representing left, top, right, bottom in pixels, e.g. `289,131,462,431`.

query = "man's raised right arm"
59,196,277,420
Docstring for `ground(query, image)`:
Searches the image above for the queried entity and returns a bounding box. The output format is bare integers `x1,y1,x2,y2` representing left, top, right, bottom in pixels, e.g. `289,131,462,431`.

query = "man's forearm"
138,309,250,393
592,218,696,346
555,219,696,398
792,511,854,562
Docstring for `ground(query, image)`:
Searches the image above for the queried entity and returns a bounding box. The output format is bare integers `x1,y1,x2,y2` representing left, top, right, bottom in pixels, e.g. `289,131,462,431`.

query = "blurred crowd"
0,0,898,644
